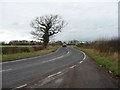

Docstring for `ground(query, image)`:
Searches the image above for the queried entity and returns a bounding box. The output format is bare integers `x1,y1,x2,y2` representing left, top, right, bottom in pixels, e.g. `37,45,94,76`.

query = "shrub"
77,37,120,53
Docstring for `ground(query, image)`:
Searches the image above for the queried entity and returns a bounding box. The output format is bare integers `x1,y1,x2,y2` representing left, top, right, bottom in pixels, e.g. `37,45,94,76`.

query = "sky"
0,0,119,42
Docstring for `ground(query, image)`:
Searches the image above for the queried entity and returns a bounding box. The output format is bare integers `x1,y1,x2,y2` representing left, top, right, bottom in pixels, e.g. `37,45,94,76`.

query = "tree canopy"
31,14,66,48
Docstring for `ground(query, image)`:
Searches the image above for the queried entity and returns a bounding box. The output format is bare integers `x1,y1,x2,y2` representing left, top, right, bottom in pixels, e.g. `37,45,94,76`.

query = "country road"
2,46,119,89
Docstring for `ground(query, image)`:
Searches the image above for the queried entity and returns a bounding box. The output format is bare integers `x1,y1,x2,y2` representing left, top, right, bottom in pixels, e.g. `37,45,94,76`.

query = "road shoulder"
59,56,119,88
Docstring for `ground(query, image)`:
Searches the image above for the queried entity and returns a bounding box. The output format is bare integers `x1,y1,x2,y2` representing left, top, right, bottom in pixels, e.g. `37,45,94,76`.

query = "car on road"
62,43,67,47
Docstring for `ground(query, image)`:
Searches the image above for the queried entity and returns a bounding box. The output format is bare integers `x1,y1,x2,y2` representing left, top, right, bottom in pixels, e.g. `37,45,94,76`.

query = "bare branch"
30,14,67,48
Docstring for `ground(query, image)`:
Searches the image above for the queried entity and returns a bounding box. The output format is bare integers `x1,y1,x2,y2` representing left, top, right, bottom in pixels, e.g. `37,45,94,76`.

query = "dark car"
62,43,67,47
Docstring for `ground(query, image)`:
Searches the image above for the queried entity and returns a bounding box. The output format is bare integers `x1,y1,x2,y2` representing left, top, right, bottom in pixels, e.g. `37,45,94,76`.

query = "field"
2,45,60,62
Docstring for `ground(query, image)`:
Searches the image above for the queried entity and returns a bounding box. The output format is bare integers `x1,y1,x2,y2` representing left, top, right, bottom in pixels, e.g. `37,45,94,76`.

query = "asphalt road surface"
2,46,119,89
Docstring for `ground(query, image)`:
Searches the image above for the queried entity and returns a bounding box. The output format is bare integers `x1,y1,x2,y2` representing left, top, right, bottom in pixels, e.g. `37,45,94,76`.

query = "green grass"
2,45,60,62
76,47,119,77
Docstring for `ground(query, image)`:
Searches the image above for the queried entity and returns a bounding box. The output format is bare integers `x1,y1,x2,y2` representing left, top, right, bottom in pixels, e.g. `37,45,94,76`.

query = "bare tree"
30,14,66,48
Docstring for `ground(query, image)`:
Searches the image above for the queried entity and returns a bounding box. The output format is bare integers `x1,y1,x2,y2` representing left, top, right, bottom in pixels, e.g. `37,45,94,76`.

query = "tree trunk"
43,34,49,48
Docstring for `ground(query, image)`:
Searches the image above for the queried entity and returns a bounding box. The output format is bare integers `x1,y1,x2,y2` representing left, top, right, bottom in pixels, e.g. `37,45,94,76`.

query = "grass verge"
76,47,119,77
2,45,60,62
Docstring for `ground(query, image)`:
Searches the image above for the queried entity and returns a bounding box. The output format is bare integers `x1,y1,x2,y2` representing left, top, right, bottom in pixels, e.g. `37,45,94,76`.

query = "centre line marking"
0,69,12,72
41,51,70,64
79,61,83,64
70,65,76,69
48,72,62,78
15,84,27,89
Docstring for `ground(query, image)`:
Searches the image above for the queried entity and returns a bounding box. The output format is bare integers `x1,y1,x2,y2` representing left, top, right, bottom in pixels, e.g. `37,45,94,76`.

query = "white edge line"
80,51,86,60
71,46,86,61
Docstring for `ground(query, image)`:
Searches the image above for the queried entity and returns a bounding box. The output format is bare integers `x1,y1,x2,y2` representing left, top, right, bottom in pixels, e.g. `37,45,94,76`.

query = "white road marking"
80,51,86,60
2,51,70,72
71,46,86,61
79,61,83,64
41,51,70,64
15,84,27,89
48,72,62,78
0,69,12,72
70,65,76,69
67,51,70,54
39,71,63,86
82,52,86,60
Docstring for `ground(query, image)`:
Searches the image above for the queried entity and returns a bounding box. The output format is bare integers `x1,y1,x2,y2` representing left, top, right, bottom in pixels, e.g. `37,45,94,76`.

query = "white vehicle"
62,43,67,47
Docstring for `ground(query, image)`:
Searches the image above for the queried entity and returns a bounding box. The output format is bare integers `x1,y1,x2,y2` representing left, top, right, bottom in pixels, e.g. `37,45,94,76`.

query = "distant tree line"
0,40,42,45
0,40,64,46
67,40,80,45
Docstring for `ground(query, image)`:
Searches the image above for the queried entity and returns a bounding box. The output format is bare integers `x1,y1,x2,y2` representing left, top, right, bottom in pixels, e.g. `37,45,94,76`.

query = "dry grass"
76,37,119,77
78,48,119,77
77,37,120,53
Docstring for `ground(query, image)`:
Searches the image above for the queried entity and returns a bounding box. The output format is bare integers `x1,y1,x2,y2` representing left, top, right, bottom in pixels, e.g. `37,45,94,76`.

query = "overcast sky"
0,0,119,42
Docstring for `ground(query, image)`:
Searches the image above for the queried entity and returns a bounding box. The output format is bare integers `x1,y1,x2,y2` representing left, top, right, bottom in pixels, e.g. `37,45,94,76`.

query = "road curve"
2,46,84,88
